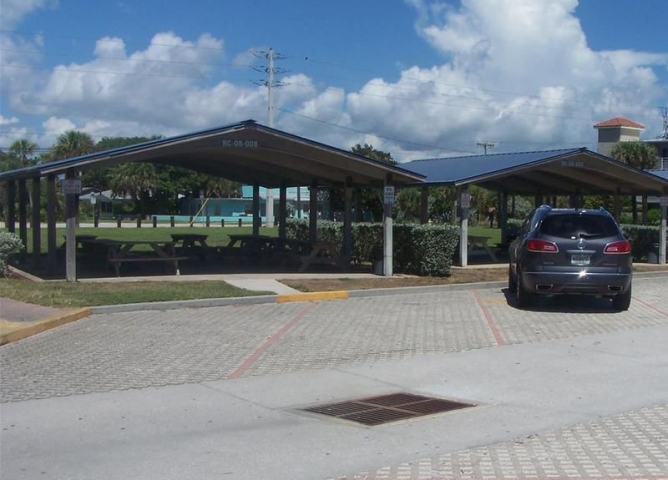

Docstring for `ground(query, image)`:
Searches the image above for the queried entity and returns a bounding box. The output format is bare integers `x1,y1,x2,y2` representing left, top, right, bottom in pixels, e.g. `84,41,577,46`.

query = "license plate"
571,254,590,266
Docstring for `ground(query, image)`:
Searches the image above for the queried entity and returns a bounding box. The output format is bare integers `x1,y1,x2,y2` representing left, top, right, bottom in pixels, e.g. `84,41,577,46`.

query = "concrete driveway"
1,277,667,479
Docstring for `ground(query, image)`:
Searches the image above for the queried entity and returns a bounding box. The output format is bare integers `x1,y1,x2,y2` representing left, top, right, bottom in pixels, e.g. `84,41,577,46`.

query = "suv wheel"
612,284,632,311
508,265,517,293
516,268,534,309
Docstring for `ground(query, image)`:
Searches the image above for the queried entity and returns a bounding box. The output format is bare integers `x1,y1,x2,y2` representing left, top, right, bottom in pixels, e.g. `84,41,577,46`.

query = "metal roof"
648,170,668,181
404,147,668,195
0,120,424,187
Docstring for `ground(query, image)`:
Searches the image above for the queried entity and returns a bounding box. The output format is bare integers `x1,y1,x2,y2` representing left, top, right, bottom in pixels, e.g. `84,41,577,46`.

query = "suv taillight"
527,239,559,253
604,240,631,254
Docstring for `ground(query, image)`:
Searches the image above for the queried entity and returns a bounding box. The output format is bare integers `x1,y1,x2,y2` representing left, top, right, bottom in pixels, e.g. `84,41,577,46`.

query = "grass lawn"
20,226,278,253
1,263,667,307
0,278,269,308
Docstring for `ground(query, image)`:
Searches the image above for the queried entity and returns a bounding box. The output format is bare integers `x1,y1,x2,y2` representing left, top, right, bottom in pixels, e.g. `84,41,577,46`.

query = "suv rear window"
539,214,619,239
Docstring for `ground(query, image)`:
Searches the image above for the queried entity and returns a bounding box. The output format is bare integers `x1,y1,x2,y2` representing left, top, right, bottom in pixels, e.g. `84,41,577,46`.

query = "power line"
477,142,495,154
278,108,476,154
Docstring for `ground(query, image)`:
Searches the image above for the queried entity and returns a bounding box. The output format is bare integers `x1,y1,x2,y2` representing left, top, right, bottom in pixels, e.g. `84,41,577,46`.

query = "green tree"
51,131,95,161
9,139,39,167
79,136,162,193
342,144,396,221
610,141,659,224
108,162,159,217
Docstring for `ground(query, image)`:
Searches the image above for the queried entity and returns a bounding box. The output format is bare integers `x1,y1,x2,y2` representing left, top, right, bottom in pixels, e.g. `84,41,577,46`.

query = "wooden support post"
354,187,362,222
309,181,318,243
31,177,41,268
47,175,57,275
343,177,353,262
18,179,28,257
279,183,287,239
64,169,77,282
420,186,429,224
383,174,393,276
252,182,261,236
6,180,16,233
459,186,469,267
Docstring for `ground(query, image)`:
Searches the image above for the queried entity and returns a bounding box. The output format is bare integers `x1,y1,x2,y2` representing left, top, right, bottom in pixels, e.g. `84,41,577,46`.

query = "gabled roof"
593,117,645,129
403,147,668,195
0,120,424,187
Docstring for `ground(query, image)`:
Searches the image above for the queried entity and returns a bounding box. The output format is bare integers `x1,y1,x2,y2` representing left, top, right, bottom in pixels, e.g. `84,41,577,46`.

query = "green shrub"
620,224,662,261
0,232,24,275
284,219,459,276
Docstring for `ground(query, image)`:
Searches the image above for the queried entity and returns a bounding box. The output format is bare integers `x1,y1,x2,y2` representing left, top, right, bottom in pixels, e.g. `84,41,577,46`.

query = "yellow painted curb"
276,291,349,303
0,308,91,346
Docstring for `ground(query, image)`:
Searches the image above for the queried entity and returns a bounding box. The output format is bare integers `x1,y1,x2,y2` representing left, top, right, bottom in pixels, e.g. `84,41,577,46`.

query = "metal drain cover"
301,392,475,426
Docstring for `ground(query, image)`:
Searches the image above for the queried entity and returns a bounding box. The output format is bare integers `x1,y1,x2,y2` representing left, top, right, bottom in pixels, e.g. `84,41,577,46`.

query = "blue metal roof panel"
648,170,668,181
403,148,583,184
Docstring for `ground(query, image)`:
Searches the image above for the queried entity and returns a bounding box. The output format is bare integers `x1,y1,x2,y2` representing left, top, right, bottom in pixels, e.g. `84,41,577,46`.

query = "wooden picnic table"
223,234,345,271
226,234,277,253
80,238,186,277
171,233,212,259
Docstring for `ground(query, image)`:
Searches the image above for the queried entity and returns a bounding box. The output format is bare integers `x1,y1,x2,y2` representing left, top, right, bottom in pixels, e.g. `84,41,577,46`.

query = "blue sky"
1,0,667,161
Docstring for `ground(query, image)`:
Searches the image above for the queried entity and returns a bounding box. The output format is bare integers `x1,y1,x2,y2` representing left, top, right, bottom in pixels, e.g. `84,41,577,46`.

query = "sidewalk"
0,297,90,345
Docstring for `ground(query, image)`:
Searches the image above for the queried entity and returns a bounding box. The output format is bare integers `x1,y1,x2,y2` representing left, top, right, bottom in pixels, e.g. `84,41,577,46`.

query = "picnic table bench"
81,238,187,277
297,240,346,272
171,233,213,260
222,234,346,271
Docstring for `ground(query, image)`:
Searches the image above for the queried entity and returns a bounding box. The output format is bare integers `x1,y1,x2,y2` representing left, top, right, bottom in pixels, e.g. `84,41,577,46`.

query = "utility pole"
477,141,495,155
658,107,668,140
253,48,288,228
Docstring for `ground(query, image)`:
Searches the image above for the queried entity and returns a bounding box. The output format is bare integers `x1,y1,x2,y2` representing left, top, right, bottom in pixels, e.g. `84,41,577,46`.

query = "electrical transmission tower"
252,48,288,227
252,48,288,129
658,107,668,140
477,141,495,154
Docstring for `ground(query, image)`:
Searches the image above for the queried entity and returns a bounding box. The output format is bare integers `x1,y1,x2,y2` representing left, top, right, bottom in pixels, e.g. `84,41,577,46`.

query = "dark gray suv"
508,206,632,310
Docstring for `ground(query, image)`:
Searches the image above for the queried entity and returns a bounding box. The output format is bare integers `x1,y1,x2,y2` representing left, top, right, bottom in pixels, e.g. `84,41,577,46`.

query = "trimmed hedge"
0,231,24,275
620,224,665,261
284,219,459,276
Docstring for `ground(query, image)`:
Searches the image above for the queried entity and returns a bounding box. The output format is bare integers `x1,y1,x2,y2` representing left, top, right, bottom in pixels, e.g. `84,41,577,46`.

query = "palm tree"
9,139,38,167
108,162,159,217
610,141,659,224
51,131,95,161
202,175,241,198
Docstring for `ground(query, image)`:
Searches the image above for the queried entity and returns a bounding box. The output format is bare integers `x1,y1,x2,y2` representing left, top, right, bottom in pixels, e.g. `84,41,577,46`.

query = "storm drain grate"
301,393,475,426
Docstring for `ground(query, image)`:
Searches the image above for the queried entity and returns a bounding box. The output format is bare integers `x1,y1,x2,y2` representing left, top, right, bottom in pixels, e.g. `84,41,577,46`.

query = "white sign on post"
61,179,82,195
660,196,668,207
384,185,395,204
460,191,471,209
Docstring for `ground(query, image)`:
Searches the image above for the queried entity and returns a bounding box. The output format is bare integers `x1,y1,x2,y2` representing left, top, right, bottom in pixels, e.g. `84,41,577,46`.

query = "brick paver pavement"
1,277,667,479
1,278,666,403
332,403,668,480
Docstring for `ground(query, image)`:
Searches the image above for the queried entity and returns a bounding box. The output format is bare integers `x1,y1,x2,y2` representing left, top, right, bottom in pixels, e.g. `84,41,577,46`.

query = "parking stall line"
472,289,506,347
228,302,319,379
634,297,668,317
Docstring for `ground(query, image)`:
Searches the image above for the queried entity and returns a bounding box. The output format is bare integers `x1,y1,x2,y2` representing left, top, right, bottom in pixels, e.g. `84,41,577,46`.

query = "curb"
276,291,349,303
86,271,668,314
0,308,91,346
8,271,668,324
